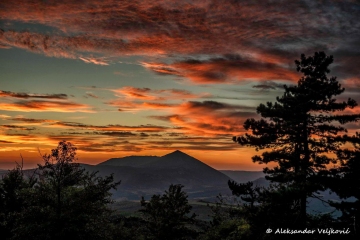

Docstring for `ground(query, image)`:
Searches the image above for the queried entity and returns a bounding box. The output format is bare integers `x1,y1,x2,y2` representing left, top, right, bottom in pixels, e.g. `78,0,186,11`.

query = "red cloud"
142,57,300,84
2,0,356,83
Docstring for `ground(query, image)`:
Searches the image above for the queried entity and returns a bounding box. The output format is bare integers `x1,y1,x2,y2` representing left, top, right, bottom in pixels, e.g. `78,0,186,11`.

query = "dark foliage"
233,52,360,228
140,184,197,240
0,141,120,240
323,133,360,235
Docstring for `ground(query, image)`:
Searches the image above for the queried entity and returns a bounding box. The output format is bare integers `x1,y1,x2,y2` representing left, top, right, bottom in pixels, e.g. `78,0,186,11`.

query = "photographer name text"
266,228,350,235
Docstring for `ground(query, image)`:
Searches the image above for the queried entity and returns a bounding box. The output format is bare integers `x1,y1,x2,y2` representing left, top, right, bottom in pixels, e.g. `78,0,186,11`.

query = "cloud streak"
0,90,68,99
0,100,94,113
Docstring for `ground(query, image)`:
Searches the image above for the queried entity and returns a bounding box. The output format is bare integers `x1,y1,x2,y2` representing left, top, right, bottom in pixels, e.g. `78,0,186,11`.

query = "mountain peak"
173,150,185,154
163,150,189,157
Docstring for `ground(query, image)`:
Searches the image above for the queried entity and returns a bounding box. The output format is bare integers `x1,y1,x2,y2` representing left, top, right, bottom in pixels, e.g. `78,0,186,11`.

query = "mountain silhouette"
98,155,160,167
83,150,232,200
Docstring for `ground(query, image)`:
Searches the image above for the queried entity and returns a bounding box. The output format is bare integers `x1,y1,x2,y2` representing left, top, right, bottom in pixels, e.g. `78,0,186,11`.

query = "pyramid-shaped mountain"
83,150,232,200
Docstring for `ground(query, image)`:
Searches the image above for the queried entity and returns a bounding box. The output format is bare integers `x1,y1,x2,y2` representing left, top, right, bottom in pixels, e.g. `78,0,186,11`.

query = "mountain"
82,150,233,200
99,155,160,167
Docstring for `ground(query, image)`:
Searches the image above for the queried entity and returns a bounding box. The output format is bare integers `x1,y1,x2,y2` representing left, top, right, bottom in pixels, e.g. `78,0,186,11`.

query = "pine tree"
233,52,360,226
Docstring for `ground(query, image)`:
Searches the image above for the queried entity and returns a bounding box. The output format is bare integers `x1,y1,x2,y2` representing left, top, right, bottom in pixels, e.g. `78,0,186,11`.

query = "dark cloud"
0,90,68,99
252,81,286,90
148,115,176,122
142,56,300,83
184,100,255,111
10,117,56,123
1,125,36,131
53,121,168,132
61,131,138,137
84,92,99,99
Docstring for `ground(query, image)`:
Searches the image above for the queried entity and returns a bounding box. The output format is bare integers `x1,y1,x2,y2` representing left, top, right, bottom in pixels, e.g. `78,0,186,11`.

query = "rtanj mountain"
83,150,233,200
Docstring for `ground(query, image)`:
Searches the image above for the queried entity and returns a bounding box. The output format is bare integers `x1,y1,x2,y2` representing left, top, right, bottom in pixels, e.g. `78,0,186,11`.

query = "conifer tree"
233,52,360,226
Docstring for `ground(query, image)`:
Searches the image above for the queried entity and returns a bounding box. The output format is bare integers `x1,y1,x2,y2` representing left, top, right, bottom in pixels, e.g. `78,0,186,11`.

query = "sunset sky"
0,0,359,170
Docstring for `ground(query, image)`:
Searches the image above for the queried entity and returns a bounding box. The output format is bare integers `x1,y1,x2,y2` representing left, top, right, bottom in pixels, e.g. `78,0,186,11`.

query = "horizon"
1,1,359,171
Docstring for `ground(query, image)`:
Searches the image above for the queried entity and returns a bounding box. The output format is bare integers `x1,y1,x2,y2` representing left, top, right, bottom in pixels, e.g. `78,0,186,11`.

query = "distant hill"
220,170,265,183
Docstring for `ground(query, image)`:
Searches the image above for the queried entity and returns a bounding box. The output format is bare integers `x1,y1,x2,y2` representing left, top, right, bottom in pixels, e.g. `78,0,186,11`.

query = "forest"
0,52,359,239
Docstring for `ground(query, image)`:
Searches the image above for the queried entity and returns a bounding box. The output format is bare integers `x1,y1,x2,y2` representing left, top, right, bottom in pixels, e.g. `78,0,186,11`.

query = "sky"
0,0,359,170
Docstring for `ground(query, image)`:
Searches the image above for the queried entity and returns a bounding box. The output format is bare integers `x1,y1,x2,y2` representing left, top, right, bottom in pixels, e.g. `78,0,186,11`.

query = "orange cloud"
162,101,255,136
79,57,109,66
106,86,257,136
0,100,94,113
112,86,202,101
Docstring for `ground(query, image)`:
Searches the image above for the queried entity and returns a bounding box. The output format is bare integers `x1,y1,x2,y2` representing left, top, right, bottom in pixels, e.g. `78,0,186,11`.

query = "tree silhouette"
1,141,120,240
140,184,196,240
233,52,360,226
0,163,37,239
325,132,360,235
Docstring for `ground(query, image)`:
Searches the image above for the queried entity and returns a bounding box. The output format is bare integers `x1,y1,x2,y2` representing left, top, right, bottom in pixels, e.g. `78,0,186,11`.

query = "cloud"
252,81,286,90
84,92,99,99
109,86,209,112
112,86,202,101
1,125,36,131
0,100,94,112
108,86,256,136
0,43,11,49
141,56,300,84
52,121,168,132
0,90,68,99
1,0,359,82
79,57,109,66
1,0,360,156
10,117,57,124
0,114,11,119
111,100,174,112
141,100,256,135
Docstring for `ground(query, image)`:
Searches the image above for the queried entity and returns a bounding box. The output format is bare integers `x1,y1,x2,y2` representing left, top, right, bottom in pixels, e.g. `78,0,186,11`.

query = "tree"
325,133,360,235
232,52,360,226
2,141,120,240
227,181,305,239
199,194,251,240
0,162,37,239
140,184,196,240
